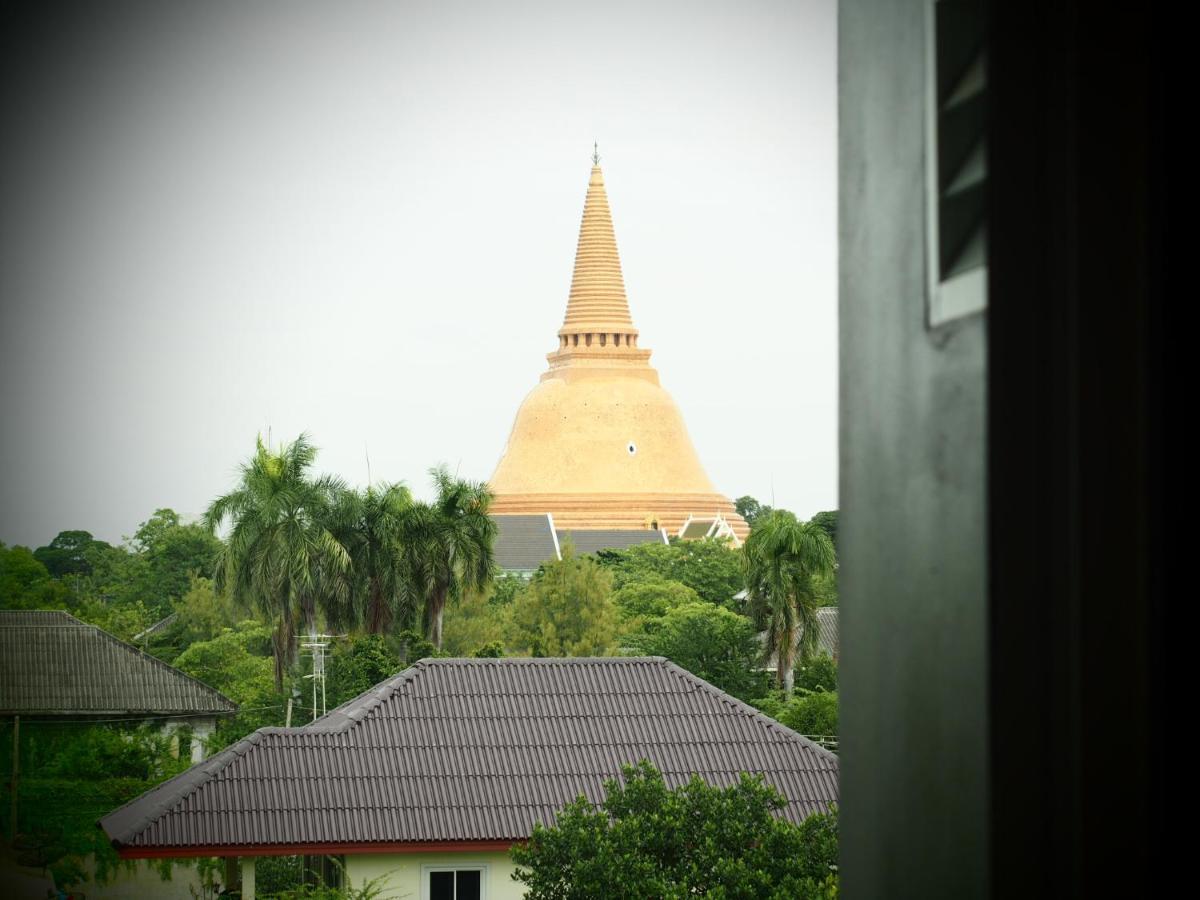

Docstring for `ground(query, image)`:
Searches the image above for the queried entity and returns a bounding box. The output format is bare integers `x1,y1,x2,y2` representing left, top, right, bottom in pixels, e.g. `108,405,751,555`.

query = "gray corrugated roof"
816,607,839,658
100,657,838,853
557,528,667,556
492,514,558,571
0,611,236,717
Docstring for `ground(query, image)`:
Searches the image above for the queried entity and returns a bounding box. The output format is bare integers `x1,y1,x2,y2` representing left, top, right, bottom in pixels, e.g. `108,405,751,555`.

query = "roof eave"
115,838,520,859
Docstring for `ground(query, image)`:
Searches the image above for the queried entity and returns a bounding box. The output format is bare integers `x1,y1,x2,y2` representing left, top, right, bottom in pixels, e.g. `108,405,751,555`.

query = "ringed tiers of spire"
489,160,749,542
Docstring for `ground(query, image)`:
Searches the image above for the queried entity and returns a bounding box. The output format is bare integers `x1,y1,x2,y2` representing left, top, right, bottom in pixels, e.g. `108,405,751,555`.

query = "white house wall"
345,850,524,900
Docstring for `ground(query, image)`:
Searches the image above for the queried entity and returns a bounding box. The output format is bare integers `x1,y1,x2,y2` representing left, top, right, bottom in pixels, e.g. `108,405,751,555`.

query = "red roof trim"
117,839,517,860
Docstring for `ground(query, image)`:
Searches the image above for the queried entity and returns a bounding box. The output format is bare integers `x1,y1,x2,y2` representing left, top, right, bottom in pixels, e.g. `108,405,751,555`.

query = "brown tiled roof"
0,610,235,717
100,657,838,854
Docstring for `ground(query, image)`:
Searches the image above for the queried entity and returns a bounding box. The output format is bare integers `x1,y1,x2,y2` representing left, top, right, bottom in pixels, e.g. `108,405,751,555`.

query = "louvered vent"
927,0,987,324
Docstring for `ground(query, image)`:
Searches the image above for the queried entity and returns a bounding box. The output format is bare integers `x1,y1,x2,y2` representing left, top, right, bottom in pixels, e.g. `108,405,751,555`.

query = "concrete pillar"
242,857,256,899
162,720,182,758
191,718,214,763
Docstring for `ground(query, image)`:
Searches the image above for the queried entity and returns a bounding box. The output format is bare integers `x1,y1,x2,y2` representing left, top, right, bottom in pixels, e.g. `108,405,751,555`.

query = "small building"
0,610,236,761
2,610,237,899
100,657,839,899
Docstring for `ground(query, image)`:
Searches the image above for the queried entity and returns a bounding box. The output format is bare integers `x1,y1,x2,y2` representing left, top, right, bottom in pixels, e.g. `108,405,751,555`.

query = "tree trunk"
272,617,287,692
367,580,389,634
778,622,797,698
429,586,446,649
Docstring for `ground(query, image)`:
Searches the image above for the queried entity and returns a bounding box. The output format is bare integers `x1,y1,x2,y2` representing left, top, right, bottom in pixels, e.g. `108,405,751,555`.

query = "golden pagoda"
489,155,749,543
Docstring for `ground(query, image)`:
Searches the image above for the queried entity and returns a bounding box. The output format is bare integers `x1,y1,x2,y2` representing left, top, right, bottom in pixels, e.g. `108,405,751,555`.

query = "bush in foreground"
511,759,838,899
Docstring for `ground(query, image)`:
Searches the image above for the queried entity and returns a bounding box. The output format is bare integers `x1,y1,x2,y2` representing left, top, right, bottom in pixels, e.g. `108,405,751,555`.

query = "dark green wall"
839,1,988,895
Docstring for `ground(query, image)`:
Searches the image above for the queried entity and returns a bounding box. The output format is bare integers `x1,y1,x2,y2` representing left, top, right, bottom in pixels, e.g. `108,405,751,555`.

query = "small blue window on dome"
627,442,637,456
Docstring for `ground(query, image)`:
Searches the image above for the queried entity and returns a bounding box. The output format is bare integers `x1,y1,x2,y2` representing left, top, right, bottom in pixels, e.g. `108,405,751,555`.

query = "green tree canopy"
324,634,401,709
795,654,838,693
1,722,187,887
743,511,836,696
752,691,839,743
808,510,839,554
510,759,839,900
173,622,284,746
734,496,774,528
625,601,770,701
401,466,496,649
0,544,72,610
32,530,110,578
612,577,701,621
597,539,743,608
441,586,511,656
205,433,351,689
130,508,222,616
508,542,617,657
329,482,416,635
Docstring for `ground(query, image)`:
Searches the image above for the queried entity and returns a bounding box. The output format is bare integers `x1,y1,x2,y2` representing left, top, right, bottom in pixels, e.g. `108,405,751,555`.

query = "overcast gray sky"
0,0,837,549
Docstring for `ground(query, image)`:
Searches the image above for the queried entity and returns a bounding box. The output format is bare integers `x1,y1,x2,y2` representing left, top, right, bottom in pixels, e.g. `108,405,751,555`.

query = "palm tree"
403,465,496,649
204,433,350,690
329,482,417,635
742,510,836,697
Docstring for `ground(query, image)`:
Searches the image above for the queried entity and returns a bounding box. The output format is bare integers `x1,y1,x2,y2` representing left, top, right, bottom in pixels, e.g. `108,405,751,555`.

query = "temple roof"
559,164,637,337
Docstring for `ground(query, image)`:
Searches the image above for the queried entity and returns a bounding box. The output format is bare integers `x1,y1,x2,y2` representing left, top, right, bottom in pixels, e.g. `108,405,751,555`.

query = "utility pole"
299,633,342,722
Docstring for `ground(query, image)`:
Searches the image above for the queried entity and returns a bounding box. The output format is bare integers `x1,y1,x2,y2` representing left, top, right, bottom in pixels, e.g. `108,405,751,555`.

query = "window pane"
456,870,481,900
429,870,455,900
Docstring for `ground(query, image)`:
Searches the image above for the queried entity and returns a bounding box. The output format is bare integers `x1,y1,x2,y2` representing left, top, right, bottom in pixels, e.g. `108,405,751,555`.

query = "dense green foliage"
796,653,839,693
401,465,496,649
0,723,188,886
626,601,771,701
0,543,72,610
752,690,839,742
32,530,110,578
442,586,511,656
598,538,743,607
173,622,282,748
744,511,836,696
509,542,618,656
808,510,839,553
510,760,839,899
328,482,415,635
734,496,774,527
325,634,401,708
206,434,351,689
612,577,701,621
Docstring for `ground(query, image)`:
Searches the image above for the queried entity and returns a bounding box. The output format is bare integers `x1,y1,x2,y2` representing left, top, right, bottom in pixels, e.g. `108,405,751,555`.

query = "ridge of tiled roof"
100,657,839,854
0,610,236,716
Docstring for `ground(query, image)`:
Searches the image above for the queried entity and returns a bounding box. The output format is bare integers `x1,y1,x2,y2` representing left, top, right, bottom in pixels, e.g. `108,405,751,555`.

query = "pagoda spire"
558,161,637,339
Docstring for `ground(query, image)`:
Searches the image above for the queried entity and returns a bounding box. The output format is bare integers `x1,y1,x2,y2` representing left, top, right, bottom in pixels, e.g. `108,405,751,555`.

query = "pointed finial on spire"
592,140,600,166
